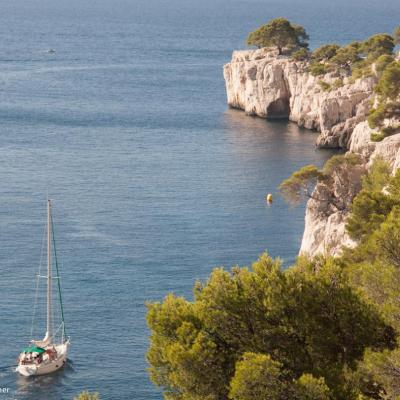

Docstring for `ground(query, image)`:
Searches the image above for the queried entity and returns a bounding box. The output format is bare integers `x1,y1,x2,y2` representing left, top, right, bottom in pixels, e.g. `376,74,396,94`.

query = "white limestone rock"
224,48,400,257
348,121,376,157
223,49,376,149
299,163,365,257
369,133,400,171
300,128,400,258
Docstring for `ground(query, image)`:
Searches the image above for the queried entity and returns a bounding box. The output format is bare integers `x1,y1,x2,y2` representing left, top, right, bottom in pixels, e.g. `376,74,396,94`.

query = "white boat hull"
16,342,69,377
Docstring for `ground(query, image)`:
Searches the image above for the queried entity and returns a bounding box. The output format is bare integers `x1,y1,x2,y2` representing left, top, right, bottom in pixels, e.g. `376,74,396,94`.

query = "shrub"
370,132,385,142
331,44,361,70
318,80,331,92
311,44,340,62
309,62,327,76
361,33,395,61
375,61,400,101
368,102,400,129
332,78,344,89
291,47,309,61
351,62,373,80
375,54,395,75
372,125,400,142
381,125,398,137
368,103,388,128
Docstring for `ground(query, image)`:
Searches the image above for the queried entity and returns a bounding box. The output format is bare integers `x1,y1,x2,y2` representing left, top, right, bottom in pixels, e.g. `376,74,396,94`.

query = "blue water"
0,0,398,399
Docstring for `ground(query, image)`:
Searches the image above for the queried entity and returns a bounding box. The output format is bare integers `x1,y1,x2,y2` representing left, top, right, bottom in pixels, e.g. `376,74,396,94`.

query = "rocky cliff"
300,124,400,257
224,48,400,257
223,48,375,149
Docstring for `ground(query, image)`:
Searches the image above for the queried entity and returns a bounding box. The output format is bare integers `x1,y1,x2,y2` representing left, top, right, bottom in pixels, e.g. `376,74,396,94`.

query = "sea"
0,0,398,398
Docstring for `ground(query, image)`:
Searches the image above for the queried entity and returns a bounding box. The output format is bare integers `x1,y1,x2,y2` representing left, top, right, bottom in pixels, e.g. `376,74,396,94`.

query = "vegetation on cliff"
368,60,400,141
147,157,400,399
306,31,396,78
247,18,309,55
295,25,400,142
279,153,364,213
247,20,400,142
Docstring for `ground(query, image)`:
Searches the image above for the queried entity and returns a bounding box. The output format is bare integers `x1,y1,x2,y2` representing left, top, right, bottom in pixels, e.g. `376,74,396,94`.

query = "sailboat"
16,199,70,377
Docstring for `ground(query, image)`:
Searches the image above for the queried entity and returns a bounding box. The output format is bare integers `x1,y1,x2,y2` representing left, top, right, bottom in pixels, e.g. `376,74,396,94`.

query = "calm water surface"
0,0,398,398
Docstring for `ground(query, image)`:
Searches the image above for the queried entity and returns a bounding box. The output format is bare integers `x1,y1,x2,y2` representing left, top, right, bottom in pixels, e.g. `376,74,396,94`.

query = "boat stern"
15,364,37,377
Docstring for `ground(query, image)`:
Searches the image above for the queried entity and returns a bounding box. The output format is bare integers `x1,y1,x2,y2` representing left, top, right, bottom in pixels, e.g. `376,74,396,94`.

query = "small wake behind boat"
16,200,70,377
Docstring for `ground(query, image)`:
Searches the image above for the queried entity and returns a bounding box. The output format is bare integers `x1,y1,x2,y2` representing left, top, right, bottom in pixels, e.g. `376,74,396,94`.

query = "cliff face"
223,48,376,148
300,129,400,257
224,48,400,257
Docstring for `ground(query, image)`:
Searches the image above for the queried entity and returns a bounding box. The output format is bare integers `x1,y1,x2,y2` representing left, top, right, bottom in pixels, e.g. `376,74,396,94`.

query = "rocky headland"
223,48,400,257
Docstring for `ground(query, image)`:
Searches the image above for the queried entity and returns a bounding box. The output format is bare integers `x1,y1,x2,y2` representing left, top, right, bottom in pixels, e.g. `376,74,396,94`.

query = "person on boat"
52,346,58,359
45,347,57,361
34,354,43,365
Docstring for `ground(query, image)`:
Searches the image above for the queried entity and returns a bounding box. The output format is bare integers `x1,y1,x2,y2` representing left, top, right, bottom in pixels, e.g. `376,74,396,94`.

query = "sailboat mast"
46,199,52,341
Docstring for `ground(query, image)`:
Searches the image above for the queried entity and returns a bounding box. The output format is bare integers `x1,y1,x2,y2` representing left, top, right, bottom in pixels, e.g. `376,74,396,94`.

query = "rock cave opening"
266,98,290,119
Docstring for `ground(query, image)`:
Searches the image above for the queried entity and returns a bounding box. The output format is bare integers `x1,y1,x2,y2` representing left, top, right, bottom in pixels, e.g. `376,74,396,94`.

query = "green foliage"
229,353,287,400
323,153,361,175
370,126,399,142
361,34,395,61
346,158,394,241
331,44,361,70
279,165,324,204
367,57,400,131
147,153,400,400
368,103,387,129
306,33,395,81
312,44,340,62
73,392,100,400
342,165,400,397
309,62,328,76
293,24,310,50
375,61,400,101
295,374,331,400
229,356,332,400
375,54,395,75
360,348,400,400
280,154,364,213
291,47,309,61
375,207,400,268
147,253,394,400
370,132,385,142
381,125,399,137
368,102,400,129
318,80,331,92
351,62,373,80
332,78,344,90
247,18,309,54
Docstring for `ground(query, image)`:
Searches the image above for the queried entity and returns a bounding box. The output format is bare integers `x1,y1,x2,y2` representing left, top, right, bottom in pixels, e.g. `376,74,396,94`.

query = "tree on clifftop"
247,18,309,55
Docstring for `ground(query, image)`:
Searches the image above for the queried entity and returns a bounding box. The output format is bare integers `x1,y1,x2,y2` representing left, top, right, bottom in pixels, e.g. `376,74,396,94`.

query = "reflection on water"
14,361,74,399
223,108,320,149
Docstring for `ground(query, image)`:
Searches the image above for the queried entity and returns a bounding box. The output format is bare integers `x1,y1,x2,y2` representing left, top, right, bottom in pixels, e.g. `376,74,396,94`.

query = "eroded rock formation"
223,48,376,148
224,48,400,257
300,131,400,257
